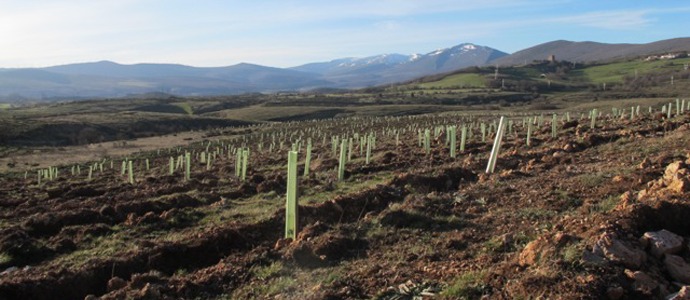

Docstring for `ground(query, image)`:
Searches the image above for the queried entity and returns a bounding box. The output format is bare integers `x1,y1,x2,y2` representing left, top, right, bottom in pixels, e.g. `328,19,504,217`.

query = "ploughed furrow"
0,162,479,300
95,164,480,299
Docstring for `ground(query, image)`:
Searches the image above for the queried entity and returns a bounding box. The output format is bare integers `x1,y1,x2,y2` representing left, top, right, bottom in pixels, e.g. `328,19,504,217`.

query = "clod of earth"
663,161,690,193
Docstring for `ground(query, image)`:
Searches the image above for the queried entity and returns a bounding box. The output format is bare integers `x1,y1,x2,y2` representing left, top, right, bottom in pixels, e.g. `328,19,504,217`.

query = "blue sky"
1,0,689,68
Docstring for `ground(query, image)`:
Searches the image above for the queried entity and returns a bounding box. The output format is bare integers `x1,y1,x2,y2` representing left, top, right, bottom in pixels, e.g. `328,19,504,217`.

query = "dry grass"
0,131,207,172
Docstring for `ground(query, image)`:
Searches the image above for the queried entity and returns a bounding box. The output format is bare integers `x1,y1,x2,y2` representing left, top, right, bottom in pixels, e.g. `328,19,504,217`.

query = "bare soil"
0,110,689,299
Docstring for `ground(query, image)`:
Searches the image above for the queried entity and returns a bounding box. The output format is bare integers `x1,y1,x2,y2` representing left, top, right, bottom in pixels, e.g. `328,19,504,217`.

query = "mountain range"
1,38,689,100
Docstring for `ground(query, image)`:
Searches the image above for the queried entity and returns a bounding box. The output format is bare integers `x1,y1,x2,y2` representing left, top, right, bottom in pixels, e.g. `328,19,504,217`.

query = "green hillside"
401,56,690,93
571,57,690,84
415,73,486,89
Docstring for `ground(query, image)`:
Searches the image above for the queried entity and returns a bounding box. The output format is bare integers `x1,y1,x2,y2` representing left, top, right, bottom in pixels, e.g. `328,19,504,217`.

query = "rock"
84,295,98,300
624,269,658,295
592,232,646,269
107,277,127,291
663,161,690,193
664,255,690,284
641,229,684,258
606,286,625,299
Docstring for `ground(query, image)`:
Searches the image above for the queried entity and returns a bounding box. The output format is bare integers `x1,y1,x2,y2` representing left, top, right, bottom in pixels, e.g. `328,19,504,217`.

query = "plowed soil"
1,111,689,299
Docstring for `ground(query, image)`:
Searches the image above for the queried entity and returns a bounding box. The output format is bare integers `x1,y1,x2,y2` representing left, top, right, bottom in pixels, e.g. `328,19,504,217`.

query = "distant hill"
290,43,508,87
491,37,690,66
0,42,506,100
2,37,690,101
0,62,329,99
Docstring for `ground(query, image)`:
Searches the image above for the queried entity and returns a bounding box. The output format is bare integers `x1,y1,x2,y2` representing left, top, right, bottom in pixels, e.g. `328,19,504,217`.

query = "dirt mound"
283,227,368,268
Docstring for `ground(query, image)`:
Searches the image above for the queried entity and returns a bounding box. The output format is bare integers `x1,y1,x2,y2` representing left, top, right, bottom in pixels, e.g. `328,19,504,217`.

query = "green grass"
51,230,137,268
576,172,606,188
415,73,487,89
250,261,286,280
300,171,394,205
231,273,298,298
593,195,618,213
500,65,543,79
217,105,339,122
570,57,690,84
409,57,690,90
561,241,583,266
173,102,194,115
0,252,12,265
516,207,557,220
482,231,533,254
442,270,488,298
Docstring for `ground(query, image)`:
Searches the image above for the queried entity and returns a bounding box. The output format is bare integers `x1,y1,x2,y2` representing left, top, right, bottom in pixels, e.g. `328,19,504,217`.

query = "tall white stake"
486,116,506,174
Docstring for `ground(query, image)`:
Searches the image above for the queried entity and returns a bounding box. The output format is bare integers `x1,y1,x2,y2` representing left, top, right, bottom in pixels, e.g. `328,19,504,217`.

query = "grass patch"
0,252,13,265
51,231,136,268
172,102,194,115
300,171,393,205
577,172,606,188
217,105,339,122
416,73,487,89
197,193,281,226
482,231,534,254
516,207,556,220
561,241,583,266
231,274,297,298
592,195,618,213
570,57,690,84
250,261,286,280
442,270,489,298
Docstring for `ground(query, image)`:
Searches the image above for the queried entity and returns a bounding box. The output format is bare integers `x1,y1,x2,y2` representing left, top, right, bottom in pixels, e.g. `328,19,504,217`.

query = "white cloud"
554,10,652,30
0,1,689,68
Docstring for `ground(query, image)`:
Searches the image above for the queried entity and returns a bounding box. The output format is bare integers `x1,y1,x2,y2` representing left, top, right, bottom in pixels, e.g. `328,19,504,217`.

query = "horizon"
2,1,690,69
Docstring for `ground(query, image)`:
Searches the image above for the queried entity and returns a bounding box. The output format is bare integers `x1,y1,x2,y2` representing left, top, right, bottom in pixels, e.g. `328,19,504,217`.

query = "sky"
1,0,689,68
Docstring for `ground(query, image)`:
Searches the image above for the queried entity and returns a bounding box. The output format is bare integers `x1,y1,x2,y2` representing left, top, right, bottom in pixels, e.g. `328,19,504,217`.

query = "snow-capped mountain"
291,53,415,75
0,42,508,100
291,43,508,87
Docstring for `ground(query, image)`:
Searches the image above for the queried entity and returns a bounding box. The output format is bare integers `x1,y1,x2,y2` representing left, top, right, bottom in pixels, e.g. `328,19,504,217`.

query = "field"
0,91,689,299
1,55,690,299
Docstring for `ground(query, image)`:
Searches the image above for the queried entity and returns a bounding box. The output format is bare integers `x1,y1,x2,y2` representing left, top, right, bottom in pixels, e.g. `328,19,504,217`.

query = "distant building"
644,53,684,61
547,54,556,62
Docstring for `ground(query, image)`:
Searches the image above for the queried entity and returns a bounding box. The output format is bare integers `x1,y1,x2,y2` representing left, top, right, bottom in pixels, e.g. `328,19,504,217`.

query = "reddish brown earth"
0,111,689,299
